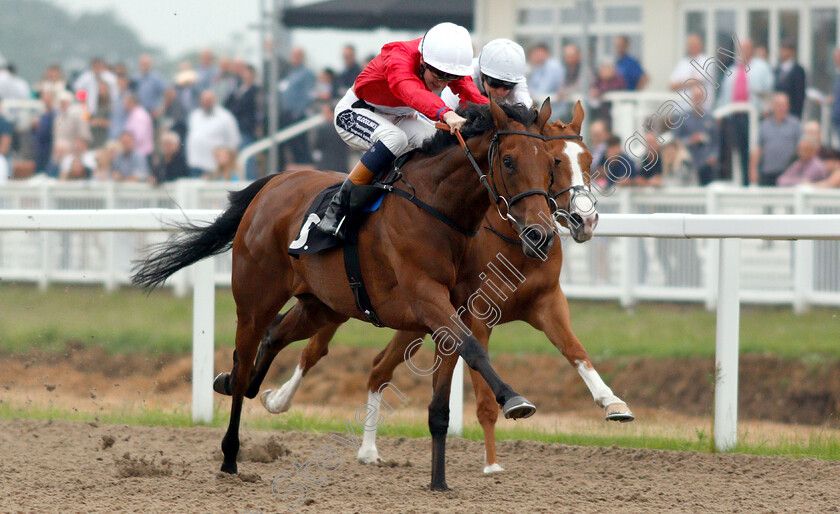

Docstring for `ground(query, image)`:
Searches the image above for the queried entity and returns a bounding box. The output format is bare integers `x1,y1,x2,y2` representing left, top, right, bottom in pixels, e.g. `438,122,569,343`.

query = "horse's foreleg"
410,288,533,419
465,322,503,474
260,322,339,413
429,349,458,491
528,289,634,422
356,330,424,464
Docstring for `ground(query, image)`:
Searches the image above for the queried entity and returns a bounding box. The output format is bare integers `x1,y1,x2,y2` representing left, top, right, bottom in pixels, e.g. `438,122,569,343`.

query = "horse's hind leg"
220,283,287,474
220,292,345,474
214,297,345,400
528,289,634,422
356,330,424,464
260,321,340,413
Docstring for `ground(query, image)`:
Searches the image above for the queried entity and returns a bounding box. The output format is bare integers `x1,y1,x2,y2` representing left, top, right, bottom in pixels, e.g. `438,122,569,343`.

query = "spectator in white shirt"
186,90,241,176
59,137,96,179
72,58,118,115
669,34,715,113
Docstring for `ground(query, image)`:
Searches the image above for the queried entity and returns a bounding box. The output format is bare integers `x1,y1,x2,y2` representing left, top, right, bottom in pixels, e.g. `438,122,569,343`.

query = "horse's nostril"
570,213,584,228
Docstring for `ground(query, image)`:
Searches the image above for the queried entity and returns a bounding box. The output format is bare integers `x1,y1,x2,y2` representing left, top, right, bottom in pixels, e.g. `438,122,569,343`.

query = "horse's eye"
554,158,562,166
502,156,513,168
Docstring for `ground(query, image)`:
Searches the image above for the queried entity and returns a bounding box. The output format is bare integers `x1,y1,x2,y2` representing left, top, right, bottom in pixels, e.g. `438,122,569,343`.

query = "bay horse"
132,100,557,490
259,101,634,474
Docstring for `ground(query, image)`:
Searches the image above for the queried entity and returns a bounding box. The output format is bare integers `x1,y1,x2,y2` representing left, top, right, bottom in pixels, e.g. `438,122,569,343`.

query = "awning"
282,0,474,31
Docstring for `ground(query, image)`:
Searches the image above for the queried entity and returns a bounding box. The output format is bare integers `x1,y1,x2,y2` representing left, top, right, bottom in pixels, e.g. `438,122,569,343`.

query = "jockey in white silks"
442,38,533,109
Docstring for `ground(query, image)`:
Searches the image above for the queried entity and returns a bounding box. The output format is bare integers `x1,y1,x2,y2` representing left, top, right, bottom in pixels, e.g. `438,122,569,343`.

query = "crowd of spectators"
0,44,363,184
536,34,840,189
1,34,840,189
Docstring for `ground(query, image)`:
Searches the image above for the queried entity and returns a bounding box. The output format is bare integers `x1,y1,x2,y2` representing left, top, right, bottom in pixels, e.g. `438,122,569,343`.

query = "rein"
479,132,598,246
437,122,585,225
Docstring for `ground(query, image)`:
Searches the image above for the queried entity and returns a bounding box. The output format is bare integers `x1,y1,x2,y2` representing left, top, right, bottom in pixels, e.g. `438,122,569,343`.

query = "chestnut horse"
132,101,558,490
259,102,634,474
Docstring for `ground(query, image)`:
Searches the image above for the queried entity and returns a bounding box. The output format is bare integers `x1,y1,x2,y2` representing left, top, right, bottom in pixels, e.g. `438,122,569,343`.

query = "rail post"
793,189,813,314
714,237,741,451
192,257,216,423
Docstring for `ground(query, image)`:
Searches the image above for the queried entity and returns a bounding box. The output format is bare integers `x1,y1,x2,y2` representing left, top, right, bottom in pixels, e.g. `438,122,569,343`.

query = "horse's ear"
569,100,585,135
536,98,552,131
489,99,508,129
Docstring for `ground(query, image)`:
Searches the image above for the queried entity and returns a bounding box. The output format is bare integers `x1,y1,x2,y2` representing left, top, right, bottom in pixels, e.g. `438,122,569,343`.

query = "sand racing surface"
2,417,840,513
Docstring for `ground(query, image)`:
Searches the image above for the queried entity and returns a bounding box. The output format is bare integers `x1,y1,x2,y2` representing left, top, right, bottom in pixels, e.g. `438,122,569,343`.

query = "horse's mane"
419,102,537,156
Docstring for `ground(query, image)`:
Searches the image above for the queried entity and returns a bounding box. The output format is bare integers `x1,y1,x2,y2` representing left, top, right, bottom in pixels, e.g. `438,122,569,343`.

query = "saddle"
287,153,473,328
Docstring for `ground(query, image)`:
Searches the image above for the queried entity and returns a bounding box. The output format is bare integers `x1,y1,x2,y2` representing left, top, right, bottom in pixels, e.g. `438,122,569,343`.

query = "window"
748,10,770,54
517,7,555,26
810,8,837,92
517,35,558,58
603,6,641,24
514,2,644,79
560,5,596,25
560,35,599,68
778,10,799,48
715,10,737,68
686,11,707,47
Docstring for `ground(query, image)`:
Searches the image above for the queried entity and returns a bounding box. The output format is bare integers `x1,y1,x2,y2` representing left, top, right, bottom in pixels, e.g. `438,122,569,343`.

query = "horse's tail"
131,174,278,291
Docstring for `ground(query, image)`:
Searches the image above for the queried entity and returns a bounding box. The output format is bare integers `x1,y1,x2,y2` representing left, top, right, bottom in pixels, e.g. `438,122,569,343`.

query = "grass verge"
3,402,839,461
1,283,838,360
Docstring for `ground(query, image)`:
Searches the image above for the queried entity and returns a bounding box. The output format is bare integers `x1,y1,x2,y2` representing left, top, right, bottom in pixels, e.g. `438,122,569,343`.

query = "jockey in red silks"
317,22,489,241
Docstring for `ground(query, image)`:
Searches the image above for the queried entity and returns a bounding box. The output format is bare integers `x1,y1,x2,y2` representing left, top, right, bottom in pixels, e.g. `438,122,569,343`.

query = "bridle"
482,132,599,244
545,134,597,224
444,124,585,226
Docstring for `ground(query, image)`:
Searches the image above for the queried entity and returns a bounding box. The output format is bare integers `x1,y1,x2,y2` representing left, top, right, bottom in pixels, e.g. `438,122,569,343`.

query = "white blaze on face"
562,142,587,191
562,141,597,217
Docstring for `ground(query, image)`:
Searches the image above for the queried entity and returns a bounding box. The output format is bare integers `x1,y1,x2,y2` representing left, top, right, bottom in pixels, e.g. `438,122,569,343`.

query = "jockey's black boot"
317,141,396,241
317,176,356,240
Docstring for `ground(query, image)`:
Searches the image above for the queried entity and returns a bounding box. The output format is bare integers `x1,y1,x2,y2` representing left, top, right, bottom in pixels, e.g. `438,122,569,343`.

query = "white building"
473,0,839,93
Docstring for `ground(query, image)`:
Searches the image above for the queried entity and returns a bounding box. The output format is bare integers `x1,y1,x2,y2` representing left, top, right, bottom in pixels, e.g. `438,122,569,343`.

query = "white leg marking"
357,390,383,464
262,364,303,414
575,360,622,408
483,463,505,474
482,444,505,474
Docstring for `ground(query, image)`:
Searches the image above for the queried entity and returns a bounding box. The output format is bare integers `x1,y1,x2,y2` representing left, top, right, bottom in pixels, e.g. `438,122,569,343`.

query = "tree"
0,0,162,85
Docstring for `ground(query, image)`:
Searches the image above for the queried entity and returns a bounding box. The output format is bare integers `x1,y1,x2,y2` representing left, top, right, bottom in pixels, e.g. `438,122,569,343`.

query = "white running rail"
1,210,839,448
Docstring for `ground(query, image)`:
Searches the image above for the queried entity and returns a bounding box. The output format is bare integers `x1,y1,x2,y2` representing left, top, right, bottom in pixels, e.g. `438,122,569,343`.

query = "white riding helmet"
478,39,526,83
418,22,474,77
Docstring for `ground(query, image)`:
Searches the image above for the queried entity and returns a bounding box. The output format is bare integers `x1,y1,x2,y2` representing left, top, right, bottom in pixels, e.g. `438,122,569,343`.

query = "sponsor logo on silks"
290,213,321,250
336,109,378,141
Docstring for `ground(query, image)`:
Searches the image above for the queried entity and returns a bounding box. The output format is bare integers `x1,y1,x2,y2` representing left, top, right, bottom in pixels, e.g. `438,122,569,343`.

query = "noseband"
460,129,585,225
544,134,597,222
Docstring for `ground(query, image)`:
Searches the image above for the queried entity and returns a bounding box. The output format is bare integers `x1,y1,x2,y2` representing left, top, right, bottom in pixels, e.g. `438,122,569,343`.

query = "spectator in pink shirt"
122,92,154,159
777,137,829,186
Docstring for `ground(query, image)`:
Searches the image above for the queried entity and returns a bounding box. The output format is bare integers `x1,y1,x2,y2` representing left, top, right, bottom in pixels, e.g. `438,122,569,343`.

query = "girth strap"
343,223,384,327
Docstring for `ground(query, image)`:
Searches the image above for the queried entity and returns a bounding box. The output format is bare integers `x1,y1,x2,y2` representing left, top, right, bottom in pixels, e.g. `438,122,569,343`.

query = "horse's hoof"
213,373,231,396
483,463,505,474
429,481,450,492
503,396,536,419
259,390,273,410
605,402,635,423
357,447,382,465
220,461,237,474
